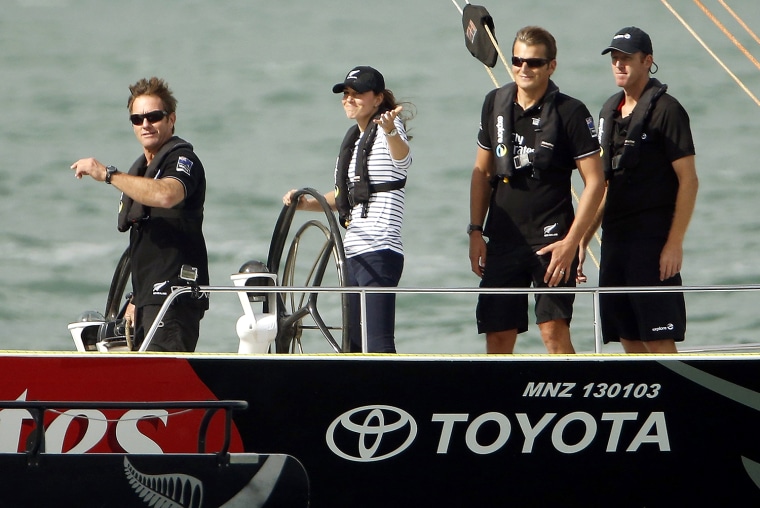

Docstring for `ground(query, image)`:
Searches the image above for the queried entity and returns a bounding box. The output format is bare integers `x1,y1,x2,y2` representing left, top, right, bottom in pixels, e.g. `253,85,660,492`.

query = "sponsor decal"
153,280,169,296
466,19,478,44
176,156,193,175
651,323,675,332
586,116,598,137
495,144,508,158
0,358,244,455
543,222,559,237
598,117,605,144
125,457,203,507
326,403,670,462
326,405,417,462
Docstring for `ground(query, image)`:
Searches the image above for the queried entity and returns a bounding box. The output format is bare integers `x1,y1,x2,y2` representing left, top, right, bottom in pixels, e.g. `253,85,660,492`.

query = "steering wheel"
266,188,349,353
104,247,131,321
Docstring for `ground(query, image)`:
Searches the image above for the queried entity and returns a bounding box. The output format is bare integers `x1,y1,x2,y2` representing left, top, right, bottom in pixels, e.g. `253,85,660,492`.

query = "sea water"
2,0,760,353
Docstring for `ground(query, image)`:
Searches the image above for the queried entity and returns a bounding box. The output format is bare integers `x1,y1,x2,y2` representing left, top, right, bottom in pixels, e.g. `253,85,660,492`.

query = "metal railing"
141,283,760,354
0,399,248,465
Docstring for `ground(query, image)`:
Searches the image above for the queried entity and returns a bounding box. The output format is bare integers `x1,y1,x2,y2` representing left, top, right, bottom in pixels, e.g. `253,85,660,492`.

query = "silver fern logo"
124,457,204,508
543,223,559,237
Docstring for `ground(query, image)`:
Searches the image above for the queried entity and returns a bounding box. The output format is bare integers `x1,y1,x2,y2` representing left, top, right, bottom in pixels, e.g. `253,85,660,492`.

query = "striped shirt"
336,118,412,258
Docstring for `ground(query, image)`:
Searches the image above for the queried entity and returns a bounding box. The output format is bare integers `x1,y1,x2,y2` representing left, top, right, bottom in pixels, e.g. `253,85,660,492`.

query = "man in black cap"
580,27,699,353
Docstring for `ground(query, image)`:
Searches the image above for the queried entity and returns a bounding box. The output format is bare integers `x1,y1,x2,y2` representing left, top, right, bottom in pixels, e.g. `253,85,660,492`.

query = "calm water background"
2,0,759,353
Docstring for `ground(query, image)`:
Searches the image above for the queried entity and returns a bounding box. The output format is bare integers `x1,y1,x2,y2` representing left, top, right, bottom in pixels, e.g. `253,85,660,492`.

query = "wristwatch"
466,224,483,235
105,165,119,184
386,128,398,137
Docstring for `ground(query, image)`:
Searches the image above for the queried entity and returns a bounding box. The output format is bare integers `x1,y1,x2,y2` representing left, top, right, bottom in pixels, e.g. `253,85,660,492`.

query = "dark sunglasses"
511,56,551,68
129,110,168,126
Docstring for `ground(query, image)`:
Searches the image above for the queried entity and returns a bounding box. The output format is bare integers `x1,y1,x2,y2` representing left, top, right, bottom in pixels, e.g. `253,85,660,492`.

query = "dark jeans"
345,249,404,353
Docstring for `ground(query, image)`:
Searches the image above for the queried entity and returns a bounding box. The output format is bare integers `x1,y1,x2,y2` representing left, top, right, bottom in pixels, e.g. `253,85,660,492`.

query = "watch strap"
467,224,483,235
105,165,118,184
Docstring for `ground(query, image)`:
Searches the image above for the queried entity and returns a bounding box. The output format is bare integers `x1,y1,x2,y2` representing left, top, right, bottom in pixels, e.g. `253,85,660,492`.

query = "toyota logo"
326,405,417,462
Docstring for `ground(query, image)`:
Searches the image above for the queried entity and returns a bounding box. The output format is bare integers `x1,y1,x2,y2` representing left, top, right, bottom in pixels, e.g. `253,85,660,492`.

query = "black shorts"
476,242,577,334
599,237,686,343
134,302,205,352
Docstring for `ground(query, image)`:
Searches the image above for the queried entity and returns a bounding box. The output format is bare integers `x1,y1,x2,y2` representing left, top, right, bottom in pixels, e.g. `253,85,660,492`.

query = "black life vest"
334,113,406,228
117,136,203,232
598,78,668,179
491,80,561,184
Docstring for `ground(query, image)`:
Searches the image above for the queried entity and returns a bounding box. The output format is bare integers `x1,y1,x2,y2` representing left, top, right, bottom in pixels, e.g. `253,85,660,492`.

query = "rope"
484,22,514,81
719,0,760,46
571,186,601,268
660,0,760,107
693,0,760,72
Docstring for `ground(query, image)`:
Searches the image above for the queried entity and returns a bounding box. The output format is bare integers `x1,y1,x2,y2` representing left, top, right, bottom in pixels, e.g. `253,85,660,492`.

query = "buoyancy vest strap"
599,78,668,178
492,80,561,184
117,137,196,232
334,125,361,228
369,178,407,193
334,109,406,227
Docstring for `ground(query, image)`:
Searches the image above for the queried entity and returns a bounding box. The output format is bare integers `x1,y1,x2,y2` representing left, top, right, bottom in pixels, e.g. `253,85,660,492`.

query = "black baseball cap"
601,27,653,55
332,66,385,94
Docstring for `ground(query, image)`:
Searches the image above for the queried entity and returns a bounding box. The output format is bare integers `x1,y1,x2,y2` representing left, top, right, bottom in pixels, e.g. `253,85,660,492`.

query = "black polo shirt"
477,87,600,247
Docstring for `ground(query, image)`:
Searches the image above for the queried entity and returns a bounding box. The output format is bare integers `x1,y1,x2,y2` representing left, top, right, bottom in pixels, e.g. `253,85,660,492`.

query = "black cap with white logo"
601,26,653,55
332,66,385,94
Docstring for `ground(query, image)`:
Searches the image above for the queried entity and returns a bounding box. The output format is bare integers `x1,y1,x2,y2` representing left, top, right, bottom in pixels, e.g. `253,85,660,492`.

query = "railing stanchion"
360,289,368,353
593,289,603,353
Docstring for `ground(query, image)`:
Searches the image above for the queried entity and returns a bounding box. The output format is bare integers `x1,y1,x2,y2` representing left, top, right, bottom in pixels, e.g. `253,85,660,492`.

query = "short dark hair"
513,26,557,60
127,77,177,114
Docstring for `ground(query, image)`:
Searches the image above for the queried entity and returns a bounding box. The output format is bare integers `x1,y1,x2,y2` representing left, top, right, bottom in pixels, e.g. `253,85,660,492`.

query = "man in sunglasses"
71,77,209,352
580,27,698,353
468,26,604,354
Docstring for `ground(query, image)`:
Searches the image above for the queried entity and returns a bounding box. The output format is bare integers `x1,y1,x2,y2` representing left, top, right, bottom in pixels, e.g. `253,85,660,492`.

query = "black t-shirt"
602,93,695,240
477,88,600,246
128,147,209,309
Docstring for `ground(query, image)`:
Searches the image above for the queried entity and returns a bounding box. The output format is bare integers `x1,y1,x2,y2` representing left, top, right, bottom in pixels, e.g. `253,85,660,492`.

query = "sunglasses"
511,56,551,68
129,110,168,126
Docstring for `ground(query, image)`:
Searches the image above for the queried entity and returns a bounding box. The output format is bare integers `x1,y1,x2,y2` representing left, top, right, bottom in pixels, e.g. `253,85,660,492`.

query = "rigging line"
571,186,600,269
719,0,760,46
659,0,760,107
483,20,514,81
693,0,760,72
